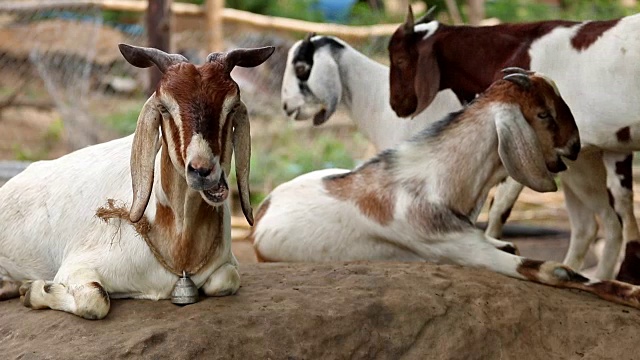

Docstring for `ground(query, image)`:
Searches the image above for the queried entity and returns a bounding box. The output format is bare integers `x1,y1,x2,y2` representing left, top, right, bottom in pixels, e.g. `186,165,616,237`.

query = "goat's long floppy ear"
232,101,254,225
413,37,441,117
118,43,187,73
495,105,557,193
129,95,162,223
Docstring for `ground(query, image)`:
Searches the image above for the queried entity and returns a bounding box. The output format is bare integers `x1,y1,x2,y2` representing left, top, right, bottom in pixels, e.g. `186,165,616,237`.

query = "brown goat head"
118,44,275,225
388,6,441,118
487,70,580,192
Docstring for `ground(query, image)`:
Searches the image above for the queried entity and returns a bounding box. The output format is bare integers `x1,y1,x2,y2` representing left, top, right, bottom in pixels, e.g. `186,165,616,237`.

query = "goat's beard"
202,170,229,205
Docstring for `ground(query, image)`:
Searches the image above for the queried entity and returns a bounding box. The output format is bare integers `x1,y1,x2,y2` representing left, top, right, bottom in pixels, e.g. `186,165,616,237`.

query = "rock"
1,262,639,359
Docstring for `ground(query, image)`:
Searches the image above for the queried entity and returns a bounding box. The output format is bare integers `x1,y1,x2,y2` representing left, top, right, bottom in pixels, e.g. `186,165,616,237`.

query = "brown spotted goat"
388,8,640,280
0,44,274,319
252,70,640,309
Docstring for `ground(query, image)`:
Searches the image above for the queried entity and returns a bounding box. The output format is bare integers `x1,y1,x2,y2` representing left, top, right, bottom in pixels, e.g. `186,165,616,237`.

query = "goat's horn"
304,32,316,42
503,73,532,90
416,5,437,24
404,5,415,34
501,67,534,76
207,46,275,73
118,43,187,73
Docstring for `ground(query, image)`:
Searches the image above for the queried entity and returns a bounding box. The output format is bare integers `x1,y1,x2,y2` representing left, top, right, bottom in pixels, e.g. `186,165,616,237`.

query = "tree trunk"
146,0,172,95
467,0,485,26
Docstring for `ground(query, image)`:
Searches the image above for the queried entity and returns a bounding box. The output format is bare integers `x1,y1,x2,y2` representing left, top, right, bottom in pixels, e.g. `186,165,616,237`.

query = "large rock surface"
1,262,639,359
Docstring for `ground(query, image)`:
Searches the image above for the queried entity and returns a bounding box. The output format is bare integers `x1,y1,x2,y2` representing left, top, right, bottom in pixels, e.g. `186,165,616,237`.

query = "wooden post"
206,0,224,52
467,0,485,26
146,0,172,95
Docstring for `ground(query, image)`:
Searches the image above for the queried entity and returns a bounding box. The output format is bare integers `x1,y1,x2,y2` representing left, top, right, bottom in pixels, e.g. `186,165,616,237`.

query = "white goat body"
389,14,640,280
0,44,275,319
252,72,640,309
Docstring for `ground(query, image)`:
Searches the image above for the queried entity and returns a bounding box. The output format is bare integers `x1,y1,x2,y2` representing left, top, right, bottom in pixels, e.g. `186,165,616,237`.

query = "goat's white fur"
418,17,640,279
281,36,461,151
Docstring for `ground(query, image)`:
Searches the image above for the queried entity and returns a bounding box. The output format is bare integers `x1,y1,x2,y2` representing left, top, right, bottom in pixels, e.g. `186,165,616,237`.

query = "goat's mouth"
547,156,567,174
202,171,229,204
312,109,328,126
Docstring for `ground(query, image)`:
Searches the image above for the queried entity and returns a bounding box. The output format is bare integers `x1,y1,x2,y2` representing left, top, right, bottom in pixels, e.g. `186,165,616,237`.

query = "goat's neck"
394,106,506,217
337,47,404,150
151,146,222,273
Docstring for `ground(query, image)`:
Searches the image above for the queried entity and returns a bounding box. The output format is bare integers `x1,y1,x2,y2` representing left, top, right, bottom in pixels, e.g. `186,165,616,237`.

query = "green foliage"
103,103,144,136
229,125,365,206
485,0,640,22
224,0,324,22
13,118,64,161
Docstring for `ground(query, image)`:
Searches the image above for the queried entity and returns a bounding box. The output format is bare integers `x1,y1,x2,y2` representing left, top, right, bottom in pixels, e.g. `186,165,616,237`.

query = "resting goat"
388,8,640,280
252,71,640,309
0,44,274,319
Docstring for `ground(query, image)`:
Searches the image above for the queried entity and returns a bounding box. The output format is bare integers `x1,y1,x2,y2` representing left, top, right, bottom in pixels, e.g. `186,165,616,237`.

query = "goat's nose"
567,139,581,161
188,163,213,178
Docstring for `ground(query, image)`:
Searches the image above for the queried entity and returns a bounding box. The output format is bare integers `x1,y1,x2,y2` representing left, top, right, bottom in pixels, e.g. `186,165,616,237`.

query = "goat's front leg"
485,177,524,238
201,262,240,297
561,176,598,270
20,267,110,320
435,230,640,309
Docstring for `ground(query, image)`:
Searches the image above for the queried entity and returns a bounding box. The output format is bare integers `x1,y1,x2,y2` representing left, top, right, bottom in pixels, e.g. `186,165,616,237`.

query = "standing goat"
0,44,274,319
251,71,640,309
281,33,461,151
388,8,640,280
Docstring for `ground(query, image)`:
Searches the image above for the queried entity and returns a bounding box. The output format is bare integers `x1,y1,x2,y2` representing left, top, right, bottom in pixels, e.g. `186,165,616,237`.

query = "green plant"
103,103,144,136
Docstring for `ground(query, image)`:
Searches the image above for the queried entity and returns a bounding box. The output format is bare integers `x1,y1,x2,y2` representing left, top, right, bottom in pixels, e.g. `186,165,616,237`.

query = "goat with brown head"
0,43,274,320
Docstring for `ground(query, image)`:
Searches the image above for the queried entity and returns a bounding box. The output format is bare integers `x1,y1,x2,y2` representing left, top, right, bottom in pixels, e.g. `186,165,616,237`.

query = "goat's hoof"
499,244,519,255
19,281,33,307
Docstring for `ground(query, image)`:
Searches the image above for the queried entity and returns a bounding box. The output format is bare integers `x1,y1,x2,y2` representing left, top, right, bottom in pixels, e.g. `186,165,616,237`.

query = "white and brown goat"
0,44,274,319
388,9,640,280
251,71,640,309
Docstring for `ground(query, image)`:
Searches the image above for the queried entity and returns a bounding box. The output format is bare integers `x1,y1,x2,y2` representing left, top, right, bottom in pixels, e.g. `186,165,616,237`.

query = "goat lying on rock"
0,44,274,319
251,71,640,309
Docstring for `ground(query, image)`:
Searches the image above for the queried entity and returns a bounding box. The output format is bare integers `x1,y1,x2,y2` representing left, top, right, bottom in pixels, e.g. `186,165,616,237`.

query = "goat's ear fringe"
96,199,151,237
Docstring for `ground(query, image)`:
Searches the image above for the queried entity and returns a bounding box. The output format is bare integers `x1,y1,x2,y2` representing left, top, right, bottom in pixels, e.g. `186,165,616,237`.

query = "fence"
0,0,395,155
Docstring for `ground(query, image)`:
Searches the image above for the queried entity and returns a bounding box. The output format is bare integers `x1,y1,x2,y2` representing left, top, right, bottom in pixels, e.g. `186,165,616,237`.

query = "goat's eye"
537,111,551,120
157,105,169,114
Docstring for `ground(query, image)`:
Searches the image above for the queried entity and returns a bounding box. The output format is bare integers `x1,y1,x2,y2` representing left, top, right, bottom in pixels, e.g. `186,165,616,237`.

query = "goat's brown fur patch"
616,126,631,143
88,282,110,303
571,19,620,51
516,259,544,281
324,161,395,226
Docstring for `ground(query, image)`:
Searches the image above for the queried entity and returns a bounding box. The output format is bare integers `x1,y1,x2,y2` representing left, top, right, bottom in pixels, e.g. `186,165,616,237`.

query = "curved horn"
304,32,316,42
404,5,415,33
503,73,532,90
207,46,276,73
501,67,534,76
232,102,254,225
416,5,438,24
118,43,187,73
129,95,162,222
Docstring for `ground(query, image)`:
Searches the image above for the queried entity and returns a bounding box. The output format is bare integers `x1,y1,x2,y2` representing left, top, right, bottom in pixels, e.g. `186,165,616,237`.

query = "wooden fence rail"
0,0,403,40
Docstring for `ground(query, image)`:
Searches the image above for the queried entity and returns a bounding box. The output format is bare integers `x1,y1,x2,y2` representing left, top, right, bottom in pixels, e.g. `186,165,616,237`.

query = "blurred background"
0,0,638,260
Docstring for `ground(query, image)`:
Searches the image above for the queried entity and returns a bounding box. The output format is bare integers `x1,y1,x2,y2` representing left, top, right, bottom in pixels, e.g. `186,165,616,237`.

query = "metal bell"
171,271,199,305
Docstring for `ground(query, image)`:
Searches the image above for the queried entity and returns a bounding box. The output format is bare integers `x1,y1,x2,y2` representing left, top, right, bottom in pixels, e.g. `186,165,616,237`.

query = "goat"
281,33,462,151
388,8,640,280
250,71,640,309
0,44,274,319
280,33,527,236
